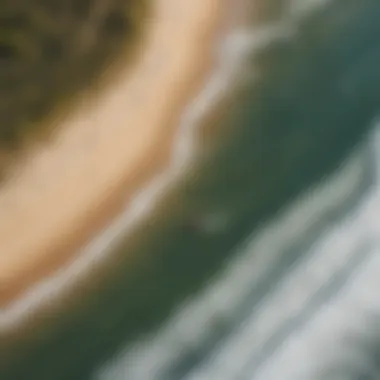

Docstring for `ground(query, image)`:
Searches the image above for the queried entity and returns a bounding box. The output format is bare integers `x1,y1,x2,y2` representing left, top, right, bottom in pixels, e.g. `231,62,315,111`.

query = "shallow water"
97,122,380,380
4,0,380,379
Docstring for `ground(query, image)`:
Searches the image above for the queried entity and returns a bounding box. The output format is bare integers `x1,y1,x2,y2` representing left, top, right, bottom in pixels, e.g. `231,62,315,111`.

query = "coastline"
3,1,380,379
0,0,221,308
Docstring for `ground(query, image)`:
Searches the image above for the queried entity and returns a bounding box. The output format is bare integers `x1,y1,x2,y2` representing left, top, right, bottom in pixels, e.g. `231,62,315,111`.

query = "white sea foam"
10,2,374,379
0,0,257,329
94,127,373,380
94,2,380,380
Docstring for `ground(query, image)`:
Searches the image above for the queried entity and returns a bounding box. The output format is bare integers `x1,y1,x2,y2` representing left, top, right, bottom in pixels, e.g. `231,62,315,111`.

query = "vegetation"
0,0,149,149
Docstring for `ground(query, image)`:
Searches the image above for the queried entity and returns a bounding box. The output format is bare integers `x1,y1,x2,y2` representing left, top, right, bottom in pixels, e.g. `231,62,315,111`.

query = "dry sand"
0,0,221,307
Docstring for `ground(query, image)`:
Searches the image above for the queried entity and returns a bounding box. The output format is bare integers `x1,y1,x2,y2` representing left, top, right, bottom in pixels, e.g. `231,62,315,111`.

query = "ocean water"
96,125,380,380
94,2,380,379
4,0,380,379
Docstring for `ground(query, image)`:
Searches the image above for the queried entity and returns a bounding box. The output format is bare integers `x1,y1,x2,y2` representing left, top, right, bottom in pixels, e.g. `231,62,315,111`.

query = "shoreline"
0,0,221,309
4,1,379,378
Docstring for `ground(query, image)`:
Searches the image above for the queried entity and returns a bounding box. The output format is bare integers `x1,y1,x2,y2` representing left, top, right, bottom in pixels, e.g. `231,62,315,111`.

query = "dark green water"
4,1,380,379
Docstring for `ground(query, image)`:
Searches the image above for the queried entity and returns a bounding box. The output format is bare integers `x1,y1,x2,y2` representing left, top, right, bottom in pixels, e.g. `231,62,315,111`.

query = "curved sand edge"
0,0,220,308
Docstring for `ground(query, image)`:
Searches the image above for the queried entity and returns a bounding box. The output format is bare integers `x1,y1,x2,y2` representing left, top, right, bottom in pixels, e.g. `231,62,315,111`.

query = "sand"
0,0,221,307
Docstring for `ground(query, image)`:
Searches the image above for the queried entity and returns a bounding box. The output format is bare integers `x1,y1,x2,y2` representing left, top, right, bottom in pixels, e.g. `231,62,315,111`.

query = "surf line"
0,0,256,330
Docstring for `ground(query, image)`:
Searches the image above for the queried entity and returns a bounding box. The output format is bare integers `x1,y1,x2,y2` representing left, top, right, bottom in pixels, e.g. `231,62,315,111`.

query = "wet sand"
0,0,221,307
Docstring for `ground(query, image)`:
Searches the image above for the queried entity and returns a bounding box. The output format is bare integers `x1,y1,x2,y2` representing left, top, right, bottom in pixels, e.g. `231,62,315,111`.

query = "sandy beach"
0,0,221,307
4,1,379,378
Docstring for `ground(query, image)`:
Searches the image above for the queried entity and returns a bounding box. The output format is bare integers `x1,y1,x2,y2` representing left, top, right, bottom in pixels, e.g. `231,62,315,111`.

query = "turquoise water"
4,1,380,379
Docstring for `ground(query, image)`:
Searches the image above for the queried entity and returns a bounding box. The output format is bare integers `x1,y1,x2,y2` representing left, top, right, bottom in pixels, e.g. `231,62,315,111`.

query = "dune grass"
0,0,150,151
